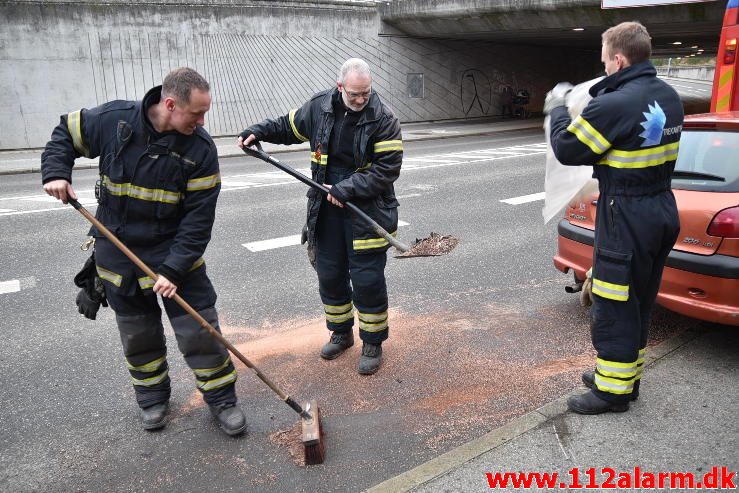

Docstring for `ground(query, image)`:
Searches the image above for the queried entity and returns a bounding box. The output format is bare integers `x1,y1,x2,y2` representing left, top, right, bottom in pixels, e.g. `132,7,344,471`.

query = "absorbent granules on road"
397,232,459,257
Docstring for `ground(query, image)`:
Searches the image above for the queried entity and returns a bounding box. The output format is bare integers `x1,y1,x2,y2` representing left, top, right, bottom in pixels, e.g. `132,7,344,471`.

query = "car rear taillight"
707,206,739,238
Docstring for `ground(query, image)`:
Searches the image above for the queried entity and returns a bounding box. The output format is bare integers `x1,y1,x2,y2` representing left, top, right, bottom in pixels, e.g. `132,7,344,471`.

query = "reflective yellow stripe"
138,276,155,290
196,370,237,391
126,356,166,373
594,372,634,394
374,140,403,153
567,115,611,154
132,368,169,387
186,173,221,191
324,302,353,323
358,311,388,323
596,358,638,378
66,110,90,157
357,162,372,171
353,231,397,250
193,357,232,378
310,152,329,166
326,312,354,323
102,176,181,204
592,278,629,301
358,311,388,332
635,348,646,379
189,257,205,271
96,265,122,287
138,258,205,289
289,109,308,142
597,142,679,169
359,312,389,332
324,302,353,315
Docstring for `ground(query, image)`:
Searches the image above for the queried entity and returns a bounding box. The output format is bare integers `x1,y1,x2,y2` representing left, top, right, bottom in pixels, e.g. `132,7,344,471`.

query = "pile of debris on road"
398,232,459,257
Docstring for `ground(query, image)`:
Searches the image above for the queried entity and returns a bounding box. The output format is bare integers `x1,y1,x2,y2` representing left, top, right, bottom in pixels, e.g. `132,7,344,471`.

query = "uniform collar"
322,87,382,124
141,85,192,150
590,61,656,96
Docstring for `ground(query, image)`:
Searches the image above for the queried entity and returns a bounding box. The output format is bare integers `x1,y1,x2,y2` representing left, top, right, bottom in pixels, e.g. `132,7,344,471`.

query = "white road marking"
1,143,547,217
500,192,546,205
0,277,35,294
0,279,21,294
395,193,422,200
242,221,410,252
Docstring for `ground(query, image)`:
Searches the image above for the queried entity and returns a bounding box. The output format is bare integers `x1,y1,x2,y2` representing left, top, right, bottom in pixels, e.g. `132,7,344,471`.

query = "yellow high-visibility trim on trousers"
358,311,388,333
126,355,166,373
324,302,353,323
596,357,638,379
131,368,169,387
592,278,629,301
594,372,635,395
196,370,237,391
193,357,232,378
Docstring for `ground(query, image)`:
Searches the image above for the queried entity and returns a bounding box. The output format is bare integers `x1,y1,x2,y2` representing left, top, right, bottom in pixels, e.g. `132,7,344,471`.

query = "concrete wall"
656,65,715,82
1,0,594,149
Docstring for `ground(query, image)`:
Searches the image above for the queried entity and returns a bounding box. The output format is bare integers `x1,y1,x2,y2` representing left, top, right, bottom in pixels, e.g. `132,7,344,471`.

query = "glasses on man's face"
344,88,372,99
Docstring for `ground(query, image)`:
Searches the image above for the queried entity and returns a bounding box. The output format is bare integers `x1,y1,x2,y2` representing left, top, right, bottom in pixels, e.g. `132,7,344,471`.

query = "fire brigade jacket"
41,86,221,294
242,88,403,253
549,61,684,196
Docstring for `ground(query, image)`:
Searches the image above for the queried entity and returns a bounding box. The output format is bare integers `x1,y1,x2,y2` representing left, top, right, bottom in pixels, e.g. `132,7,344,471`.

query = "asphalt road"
0,130,705,492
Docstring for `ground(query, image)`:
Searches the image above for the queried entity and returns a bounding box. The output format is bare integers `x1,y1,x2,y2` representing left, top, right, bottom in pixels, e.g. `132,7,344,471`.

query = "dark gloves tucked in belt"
74,253,108,320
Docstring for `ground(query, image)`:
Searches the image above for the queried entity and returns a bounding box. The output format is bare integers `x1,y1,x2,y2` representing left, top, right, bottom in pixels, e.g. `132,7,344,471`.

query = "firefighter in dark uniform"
41,68,247,435
238,58,402,375
545,22,682,414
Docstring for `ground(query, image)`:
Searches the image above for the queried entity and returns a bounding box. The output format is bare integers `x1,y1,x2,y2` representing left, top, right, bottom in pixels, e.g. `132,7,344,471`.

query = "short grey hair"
338,58,371,84
162,67,210,104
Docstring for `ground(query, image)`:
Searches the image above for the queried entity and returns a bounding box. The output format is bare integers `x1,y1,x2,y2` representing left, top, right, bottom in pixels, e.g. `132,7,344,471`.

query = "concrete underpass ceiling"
378,0,727,57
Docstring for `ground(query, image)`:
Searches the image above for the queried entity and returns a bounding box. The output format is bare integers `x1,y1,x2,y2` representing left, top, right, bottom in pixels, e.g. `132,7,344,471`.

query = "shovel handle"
243,143,410,253
68,199,310,418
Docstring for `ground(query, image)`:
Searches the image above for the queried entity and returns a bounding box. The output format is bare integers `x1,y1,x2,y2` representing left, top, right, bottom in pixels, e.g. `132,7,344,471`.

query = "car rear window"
672,129,739,192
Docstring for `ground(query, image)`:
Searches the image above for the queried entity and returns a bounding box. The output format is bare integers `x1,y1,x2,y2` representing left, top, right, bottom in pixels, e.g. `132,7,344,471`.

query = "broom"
68,198,325,465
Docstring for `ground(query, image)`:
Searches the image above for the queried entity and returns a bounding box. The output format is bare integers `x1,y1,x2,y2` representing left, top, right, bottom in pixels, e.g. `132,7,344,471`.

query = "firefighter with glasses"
238,58,403,375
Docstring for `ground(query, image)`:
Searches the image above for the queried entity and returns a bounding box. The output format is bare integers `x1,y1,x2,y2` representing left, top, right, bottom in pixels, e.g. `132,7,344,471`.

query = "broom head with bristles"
302,400,325,465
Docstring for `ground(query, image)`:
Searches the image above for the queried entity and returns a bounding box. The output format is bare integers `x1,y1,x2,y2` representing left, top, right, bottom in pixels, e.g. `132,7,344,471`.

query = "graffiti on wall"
460,69,493,116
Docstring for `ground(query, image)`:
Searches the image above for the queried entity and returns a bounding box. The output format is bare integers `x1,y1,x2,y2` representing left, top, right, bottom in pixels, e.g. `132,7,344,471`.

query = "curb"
0,120,544,176
364,329,702,493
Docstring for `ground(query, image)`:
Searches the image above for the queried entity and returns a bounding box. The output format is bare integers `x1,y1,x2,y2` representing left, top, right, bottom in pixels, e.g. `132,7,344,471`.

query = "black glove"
301,224,317,270
74,253,108,320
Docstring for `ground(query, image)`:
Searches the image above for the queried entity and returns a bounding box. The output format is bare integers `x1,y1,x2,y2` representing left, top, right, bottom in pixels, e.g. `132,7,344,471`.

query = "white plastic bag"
542,77,603,224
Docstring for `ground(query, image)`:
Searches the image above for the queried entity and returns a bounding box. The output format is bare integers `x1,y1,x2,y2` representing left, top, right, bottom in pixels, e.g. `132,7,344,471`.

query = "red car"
553,112,739,326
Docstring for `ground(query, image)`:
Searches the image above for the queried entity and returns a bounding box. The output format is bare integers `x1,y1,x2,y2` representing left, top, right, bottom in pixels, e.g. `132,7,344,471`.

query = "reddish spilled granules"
187,301,685,460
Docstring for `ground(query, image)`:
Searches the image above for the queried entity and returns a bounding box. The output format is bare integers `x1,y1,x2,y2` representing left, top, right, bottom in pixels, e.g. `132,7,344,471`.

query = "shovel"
242,143,458,257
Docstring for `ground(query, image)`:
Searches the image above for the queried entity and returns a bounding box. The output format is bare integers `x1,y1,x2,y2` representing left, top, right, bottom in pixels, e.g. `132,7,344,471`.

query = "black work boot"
320,331,354,360
582,371,639,401
140,402,169,430
210,403,247,436
358,342,382,375
567,390,629,415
